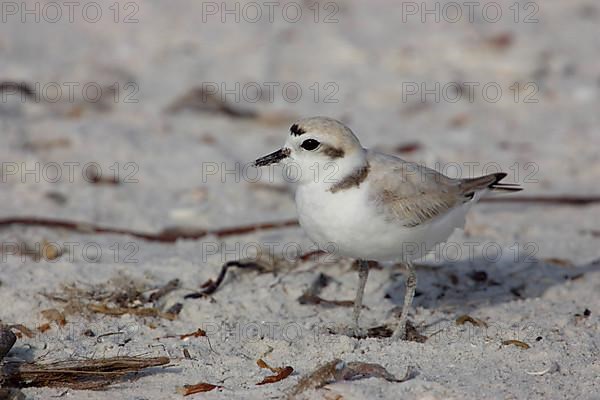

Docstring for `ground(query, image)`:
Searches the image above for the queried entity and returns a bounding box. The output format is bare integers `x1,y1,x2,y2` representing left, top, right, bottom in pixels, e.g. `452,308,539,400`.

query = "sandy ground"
1,0,599,398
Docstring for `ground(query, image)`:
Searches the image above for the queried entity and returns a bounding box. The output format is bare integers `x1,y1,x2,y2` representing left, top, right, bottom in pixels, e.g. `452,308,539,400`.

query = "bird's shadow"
384,256,600,313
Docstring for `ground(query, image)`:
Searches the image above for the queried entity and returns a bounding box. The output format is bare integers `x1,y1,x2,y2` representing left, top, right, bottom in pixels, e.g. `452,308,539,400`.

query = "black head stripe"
290,124,306,136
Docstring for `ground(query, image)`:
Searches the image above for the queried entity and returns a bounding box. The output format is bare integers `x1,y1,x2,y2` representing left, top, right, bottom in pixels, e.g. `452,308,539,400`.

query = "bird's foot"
391,320,407,341
391,319,428,343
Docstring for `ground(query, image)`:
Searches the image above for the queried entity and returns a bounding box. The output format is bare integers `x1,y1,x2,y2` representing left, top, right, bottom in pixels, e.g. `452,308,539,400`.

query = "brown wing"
367,152,469,227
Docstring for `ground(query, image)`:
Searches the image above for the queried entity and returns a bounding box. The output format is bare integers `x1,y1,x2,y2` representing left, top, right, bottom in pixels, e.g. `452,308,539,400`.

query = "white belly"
295,182,470,262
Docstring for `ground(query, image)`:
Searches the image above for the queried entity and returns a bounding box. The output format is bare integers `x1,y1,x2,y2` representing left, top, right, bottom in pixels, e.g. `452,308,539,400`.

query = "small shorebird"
254,117,521,340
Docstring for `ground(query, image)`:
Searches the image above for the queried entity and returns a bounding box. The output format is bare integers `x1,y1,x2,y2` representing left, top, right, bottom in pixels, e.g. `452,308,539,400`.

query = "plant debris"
157,328,206,341
2,356,170,390
180,328,206,340
286,359,342,398
165,86,259,119
286,359,414,399
178,382,222,396
0,388,26,400
149,279,180,302
40,309,67,327
256,359,294,385
485,32,514,50
185,260,267,298
298,273,356,308
358,325,394,339
185,252,293,298
298,296,354,308
329,321,426,342
501,339,530,349
467,270,488,282
87,304,177,320
456,315,488,328
7,325,34,339
0,217,299,243
166,303,183,316
334,362,413,383
543,258,574,268
86,169,120,185
0,326,17,360
298,250,326,261
43,277,181,323
23,137,71,152
405,320,428,343
525,361,560,376
394,142,422,154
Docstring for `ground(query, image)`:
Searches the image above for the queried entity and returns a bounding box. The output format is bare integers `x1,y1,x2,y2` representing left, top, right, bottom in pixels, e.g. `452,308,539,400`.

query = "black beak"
254,148,290,167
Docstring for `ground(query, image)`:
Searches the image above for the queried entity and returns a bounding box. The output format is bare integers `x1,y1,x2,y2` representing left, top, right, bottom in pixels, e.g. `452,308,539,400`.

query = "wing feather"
367,152,468,227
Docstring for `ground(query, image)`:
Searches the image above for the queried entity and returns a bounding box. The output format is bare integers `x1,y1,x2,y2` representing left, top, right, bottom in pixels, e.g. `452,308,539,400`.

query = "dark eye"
301,139,320,151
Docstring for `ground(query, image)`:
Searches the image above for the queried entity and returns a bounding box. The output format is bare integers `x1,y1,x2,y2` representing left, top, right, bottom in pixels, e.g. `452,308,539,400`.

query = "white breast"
295,181,470,262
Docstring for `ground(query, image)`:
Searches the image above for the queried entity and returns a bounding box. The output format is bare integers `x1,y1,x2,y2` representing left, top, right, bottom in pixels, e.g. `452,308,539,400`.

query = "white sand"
1,0,599,398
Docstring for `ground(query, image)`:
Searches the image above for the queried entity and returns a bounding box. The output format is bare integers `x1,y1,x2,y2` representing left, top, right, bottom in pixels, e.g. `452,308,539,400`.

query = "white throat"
290,148,368,189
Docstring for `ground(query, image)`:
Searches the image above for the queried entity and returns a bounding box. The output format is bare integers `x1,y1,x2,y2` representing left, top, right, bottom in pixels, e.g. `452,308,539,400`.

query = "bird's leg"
392,261,417,340
352,259,370,335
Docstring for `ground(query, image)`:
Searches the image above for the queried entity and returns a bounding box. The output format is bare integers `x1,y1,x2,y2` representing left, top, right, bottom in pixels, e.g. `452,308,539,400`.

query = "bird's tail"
460,172,522,196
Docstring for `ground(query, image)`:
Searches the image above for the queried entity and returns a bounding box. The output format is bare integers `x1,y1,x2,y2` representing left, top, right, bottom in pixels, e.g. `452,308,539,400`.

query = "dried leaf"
256,366,294,385
502,339,530,349
543,258,574,268
256,359,294,385
178,382,221,395
41,309,67,326
8,324,35,338
394,142,422,154
257,358,276,372
456,315,488,328
180,329,206,340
